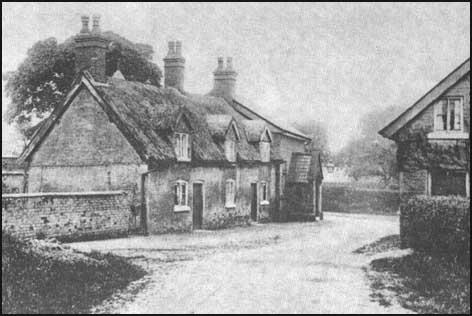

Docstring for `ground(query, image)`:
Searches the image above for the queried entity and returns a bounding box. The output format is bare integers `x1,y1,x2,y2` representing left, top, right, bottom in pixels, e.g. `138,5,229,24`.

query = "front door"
193,183,203,229
251,183,258,221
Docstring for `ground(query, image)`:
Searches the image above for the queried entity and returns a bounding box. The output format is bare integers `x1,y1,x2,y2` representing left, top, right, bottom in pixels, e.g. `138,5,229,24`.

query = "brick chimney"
74,15,109,82
210,57,237,100
163,41,185,92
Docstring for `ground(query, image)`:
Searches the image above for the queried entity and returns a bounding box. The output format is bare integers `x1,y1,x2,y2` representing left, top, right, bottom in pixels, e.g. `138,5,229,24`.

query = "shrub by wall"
400,195,470,260
322,184,408,214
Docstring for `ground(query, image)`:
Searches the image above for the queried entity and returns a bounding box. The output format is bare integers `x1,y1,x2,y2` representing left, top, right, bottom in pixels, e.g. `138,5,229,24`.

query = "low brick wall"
2,191,130,241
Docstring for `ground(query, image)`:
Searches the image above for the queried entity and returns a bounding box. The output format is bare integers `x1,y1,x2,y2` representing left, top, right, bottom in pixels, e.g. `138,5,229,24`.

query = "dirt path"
70,213,413,314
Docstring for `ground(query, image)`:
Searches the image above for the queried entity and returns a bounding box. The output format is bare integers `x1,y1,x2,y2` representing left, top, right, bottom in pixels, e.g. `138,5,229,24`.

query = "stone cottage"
379,58,470,197
17,16,315,234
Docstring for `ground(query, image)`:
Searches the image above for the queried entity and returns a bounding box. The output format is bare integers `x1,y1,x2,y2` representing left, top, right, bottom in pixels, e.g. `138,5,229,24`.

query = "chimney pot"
92,15,101,33
217,57,224,71
226,57,233,70
175,41,182,56
211,57,237,100
167,41,176,56
80,15,90,33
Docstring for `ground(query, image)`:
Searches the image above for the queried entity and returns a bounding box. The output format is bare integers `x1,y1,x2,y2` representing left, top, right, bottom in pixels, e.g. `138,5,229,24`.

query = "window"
260,141,270,162
174,180,189,211
225,139,236,162
225,179,236,207
434,98,463,131
260,181,269,205
175,133,191,161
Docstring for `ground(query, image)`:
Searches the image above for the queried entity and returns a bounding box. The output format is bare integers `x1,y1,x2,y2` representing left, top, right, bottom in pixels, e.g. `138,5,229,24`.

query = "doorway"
251,183,258,221
193,183,203,229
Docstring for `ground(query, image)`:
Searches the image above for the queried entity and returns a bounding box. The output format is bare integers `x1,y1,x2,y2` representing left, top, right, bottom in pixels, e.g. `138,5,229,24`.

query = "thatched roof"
287,151,323,183
20,72,273,166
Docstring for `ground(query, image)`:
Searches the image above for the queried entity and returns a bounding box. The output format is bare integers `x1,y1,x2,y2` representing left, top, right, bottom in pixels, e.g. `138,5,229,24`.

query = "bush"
2,232,146,314
322,184,407,214
400,195,470,261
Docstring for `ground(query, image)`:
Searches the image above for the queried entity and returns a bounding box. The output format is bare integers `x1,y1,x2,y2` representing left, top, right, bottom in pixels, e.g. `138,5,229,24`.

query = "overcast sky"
2,2,470,155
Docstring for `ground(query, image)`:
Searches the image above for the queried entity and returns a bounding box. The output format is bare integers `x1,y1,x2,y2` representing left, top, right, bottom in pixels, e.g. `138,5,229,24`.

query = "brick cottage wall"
2,191,130,241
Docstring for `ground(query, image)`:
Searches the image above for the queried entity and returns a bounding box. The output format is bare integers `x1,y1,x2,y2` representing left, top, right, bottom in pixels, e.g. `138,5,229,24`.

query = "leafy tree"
335,105,403,185
4,32,162,139
293,120,331,160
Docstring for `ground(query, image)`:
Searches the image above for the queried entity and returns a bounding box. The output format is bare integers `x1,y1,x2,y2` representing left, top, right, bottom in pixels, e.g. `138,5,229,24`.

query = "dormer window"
175,133,191,161
434,97,463,132
260,141,270,162
225,139,236,162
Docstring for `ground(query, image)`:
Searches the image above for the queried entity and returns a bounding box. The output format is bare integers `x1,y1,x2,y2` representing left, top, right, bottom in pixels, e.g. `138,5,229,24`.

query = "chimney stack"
163,40,185,92
91,15,101,33
210,57,237,100
74,14,109,82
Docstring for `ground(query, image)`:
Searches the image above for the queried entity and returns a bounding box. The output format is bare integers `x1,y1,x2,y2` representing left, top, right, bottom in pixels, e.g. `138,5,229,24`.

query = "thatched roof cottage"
17,16,319,234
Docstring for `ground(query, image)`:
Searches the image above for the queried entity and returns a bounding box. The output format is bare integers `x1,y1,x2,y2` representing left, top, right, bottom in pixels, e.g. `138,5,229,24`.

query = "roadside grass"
357,234,470,314
2,232,147,314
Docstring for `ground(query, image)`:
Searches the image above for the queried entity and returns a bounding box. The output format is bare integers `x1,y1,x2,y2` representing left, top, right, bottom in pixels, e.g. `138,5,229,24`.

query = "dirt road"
70,213,413,314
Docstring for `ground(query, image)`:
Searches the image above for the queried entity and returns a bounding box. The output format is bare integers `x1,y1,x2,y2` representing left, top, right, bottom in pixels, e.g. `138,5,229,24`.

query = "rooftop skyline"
2,2,470,155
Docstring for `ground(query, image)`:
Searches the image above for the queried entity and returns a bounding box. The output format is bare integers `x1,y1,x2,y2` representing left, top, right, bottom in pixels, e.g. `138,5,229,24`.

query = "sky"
2,2,470,155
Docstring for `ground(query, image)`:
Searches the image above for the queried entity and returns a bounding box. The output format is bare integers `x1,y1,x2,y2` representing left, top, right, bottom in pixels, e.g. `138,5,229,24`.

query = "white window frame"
225,179,236,208
224,139,236,162
433,97,464,132
174,180,190,212
260,141,271,162
260,181,269,205
175,133,191,161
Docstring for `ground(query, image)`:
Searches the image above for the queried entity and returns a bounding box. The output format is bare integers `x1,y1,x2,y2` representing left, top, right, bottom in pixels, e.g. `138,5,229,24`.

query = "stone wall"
145,163,276,234
2,191,130,241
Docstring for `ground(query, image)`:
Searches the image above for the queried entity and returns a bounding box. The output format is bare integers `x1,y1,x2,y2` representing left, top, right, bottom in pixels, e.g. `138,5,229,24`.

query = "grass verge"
2,232,147,314
358,234,470,314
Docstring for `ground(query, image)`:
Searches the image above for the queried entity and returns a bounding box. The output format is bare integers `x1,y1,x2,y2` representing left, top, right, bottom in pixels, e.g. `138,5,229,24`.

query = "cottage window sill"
176,158,191,162
174,205,191,213
225,203,236,209
427,131,469,139
260,200,270,206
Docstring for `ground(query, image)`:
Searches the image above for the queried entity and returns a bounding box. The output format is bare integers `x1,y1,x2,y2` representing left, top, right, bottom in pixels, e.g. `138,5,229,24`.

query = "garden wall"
400,195,470,260
2,191,130,241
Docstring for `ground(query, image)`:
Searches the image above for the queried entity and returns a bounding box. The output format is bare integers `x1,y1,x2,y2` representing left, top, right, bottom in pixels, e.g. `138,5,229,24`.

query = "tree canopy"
335,105,403,185
293,120,330,160
4,31,162,139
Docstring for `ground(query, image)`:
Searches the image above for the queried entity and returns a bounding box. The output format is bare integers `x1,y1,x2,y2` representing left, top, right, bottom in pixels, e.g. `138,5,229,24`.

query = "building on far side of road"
379,58,470,197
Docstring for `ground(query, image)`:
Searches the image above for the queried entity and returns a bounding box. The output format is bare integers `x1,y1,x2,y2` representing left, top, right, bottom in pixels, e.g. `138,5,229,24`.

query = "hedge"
322,184,409,214
400,195,470,261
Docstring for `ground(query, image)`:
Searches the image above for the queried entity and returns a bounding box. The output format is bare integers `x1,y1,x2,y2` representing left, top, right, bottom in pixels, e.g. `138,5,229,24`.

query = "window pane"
174,184,179,205
182,183,187,205
454,100,462,130
449,102,455,130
